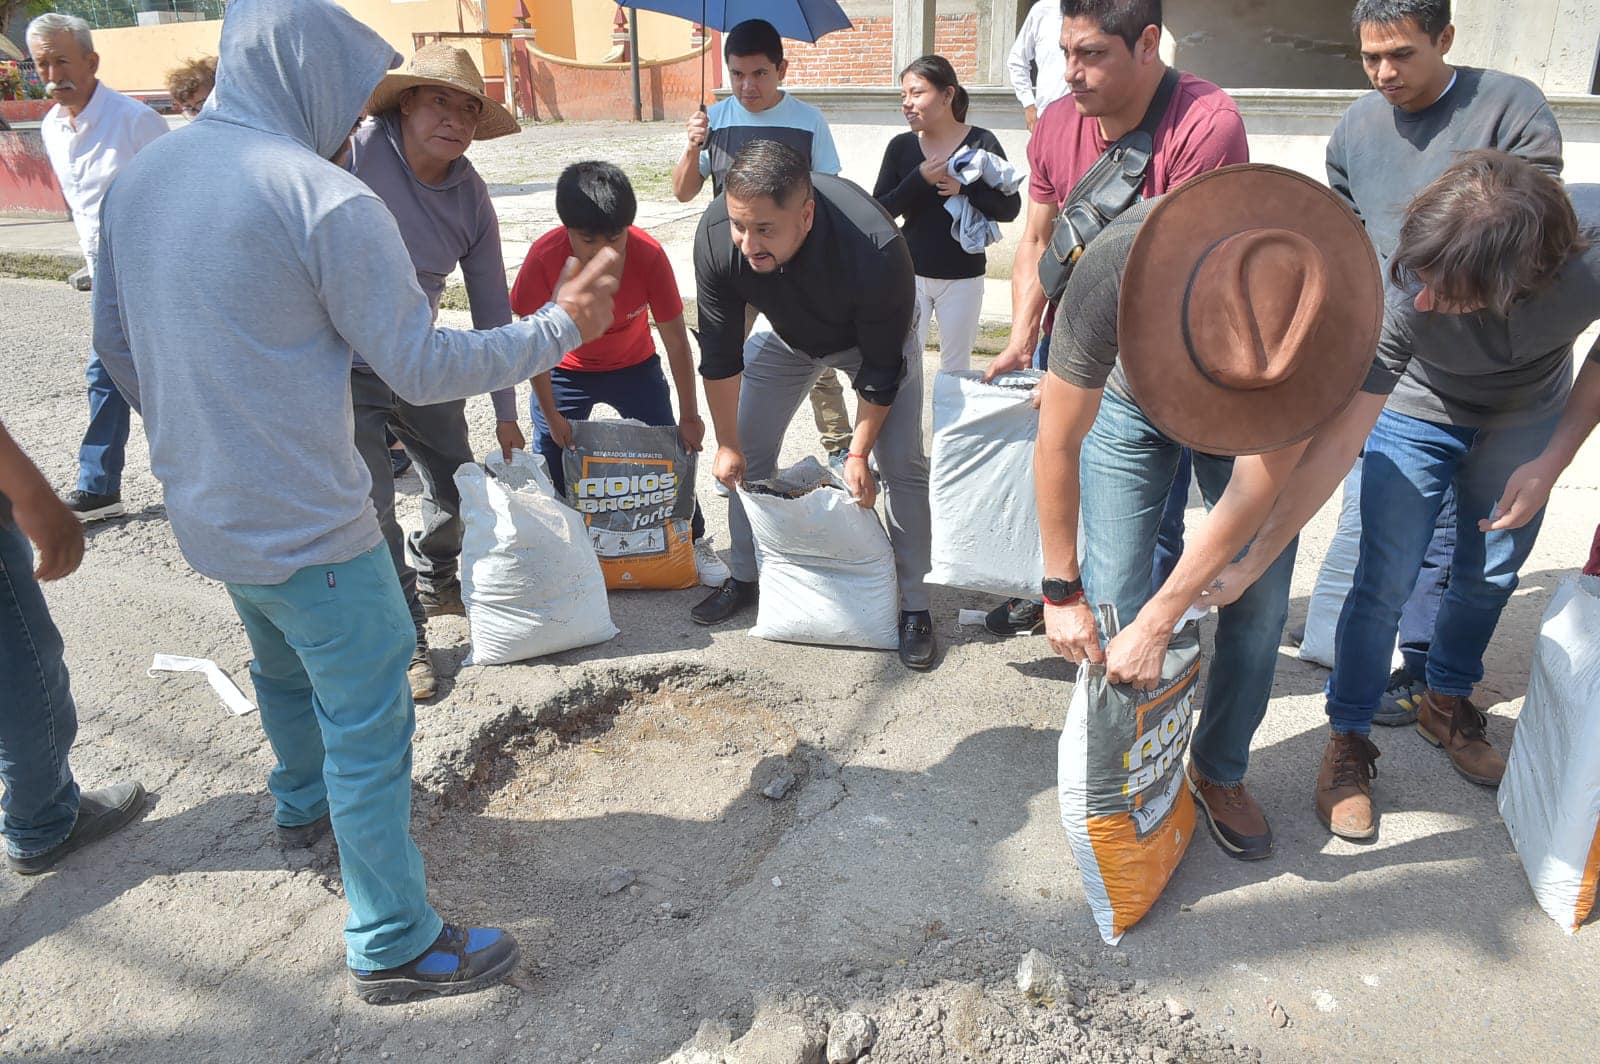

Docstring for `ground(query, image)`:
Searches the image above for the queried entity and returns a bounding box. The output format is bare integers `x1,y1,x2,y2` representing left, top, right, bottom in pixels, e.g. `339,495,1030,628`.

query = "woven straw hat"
365,43,518,141
1118,164,1382,456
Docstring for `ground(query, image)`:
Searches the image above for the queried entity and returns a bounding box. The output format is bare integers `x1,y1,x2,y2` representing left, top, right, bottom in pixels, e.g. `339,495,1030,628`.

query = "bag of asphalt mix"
1059,606,1200,944
738,456,900,650
563,418,699,590
1498,573,1600,933
928,369,1045,599
455,450,618,665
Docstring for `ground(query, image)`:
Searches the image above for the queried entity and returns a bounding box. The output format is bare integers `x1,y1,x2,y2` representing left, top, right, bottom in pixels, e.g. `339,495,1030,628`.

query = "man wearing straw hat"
1036,164,1383,862
348,44,523,702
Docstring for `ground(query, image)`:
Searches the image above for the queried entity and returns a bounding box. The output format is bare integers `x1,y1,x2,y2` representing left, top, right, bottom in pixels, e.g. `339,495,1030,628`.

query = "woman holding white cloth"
874,56,1021,373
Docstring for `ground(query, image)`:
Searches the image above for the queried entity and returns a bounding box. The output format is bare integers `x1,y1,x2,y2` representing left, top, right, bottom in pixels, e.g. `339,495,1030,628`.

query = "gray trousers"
726,325,932,612
351,368,474,628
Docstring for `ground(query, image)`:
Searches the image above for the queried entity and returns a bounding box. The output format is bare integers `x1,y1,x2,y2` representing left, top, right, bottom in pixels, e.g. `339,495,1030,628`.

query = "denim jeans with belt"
1080,390,1298,786
225,545,442,970
0,519,81,859
1327,407,1558,735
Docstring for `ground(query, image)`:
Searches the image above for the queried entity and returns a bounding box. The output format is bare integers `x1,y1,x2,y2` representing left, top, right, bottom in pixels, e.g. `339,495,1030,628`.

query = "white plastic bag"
1498,573,1600,934
738,457,899,650
928,370,1045,599
455,451,618,665
1059,607,1200,944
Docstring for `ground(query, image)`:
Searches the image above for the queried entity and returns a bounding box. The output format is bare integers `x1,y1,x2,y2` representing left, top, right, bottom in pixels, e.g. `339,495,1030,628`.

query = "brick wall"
783,13,980,87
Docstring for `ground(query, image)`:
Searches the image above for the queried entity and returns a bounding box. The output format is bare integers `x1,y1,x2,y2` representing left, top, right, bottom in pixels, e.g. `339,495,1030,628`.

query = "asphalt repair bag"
1498,573,1600,933
455,450,617,665
563,418,699,591
738,456,900,650
928,369,1045,599
1059,606,1201,944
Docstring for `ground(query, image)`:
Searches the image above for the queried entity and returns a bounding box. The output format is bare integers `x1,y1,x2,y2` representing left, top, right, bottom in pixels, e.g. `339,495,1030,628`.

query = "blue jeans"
1080,391,1298,786
79,350,131,495
1152,449,1192,592
1398,483,1456,680
0,520,81,858
225,545,442,970
531,355,705,540
1327,408,1557,735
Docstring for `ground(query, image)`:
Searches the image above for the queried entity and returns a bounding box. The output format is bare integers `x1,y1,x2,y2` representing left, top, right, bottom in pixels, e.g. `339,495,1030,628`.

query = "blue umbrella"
623,1,851,43
620,0,853,116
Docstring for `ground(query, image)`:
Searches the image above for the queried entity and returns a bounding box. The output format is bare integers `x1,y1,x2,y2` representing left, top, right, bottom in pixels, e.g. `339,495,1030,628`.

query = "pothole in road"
419,668,810,973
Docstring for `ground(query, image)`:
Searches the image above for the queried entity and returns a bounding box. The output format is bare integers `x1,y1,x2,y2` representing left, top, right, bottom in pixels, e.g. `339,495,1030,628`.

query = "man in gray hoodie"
90,0,618,1003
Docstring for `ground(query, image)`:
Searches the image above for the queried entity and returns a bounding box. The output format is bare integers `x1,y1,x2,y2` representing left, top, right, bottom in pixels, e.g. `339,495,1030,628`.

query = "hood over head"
202,0,401,159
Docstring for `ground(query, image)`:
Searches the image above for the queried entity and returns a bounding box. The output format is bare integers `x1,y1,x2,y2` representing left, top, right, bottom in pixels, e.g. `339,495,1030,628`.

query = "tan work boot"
1416,691,1504,786
1316,731,1381,840
1185,764,1273,860
408,639,437,702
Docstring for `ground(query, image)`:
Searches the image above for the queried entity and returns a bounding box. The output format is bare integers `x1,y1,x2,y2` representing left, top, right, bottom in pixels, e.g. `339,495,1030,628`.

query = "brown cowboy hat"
1118,163,1382,456
365,43,519,141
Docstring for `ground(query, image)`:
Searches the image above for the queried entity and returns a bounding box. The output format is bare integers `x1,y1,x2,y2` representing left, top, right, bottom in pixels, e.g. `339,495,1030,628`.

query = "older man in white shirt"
1008,0,1067,131
29,12,167,522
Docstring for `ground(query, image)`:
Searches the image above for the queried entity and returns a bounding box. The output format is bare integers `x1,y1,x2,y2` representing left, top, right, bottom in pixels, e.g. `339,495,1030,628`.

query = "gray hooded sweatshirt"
91,0,578,585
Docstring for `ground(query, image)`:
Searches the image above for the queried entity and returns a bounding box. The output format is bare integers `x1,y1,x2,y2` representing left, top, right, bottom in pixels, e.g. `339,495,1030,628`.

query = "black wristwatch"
1041,576,1084,606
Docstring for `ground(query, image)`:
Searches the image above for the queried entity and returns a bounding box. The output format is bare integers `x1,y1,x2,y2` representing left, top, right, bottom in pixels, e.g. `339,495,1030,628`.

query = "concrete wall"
1451,0,1600,94
1166,0,1366,90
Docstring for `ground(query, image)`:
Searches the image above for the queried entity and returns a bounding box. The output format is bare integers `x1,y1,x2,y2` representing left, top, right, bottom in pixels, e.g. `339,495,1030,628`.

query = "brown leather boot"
1185,764,1273,860
1416,691,1505,786
1316,732,1381,840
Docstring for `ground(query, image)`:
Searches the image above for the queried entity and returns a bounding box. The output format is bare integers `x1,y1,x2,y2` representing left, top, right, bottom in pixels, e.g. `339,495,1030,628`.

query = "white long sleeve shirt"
1007,0,1068,117
40,82,168,275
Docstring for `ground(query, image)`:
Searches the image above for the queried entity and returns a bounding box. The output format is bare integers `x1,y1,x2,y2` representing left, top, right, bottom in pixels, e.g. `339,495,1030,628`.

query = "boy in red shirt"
510,161,720,578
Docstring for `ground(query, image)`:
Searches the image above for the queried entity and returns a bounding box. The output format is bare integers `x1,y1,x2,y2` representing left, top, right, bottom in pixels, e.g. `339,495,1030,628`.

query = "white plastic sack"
1059,607,1200,945
738,457,899,650
1498,573,1600,934
1299,457,1403,671
928,369,1045,599
455,451,618,665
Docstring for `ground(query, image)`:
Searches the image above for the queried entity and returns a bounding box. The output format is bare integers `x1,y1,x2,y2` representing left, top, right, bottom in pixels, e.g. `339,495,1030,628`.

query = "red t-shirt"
510,226,684,373
1027,70,1250,209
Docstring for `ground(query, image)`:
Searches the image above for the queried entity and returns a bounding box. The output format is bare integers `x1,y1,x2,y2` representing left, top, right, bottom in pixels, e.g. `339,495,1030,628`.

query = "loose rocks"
1016,949,1059,999
824,1012,877,1064
599,868,637,896
725,1012,826,1064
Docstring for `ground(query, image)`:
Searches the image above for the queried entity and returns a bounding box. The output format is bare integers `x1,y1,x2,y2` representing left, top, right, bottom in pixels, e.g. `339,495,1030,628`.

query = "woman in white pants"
874,55,1021,373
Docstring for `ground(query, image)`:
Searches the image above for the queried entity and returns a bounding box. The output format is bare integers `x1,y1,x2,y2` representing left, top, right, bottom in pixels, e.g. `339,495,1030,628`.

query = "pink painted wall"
0,129,69,219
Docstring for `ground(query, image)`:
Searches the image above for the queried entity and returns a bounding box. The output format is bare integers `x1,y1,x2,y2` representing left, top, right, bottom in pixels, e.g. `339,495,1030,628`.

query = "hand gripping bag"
1498,573,1600,933
928,370,1045,599
1059,606,1200,944
563,418,698,590
738,457,899,650
455,451,618,665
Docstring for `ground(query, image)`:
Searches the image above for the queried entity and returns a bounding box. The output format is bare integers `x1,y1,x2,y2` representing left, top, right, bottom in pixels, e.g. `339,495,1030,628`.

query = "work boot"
6,781,147,875
409,632,437,702
418,580,464,617
690,577,758,626
1316,731,1381,840
349,923,520,1004
1185,765,1272,860
275,812,332,850
898,610,936,670
1372,666,1423,727
983,597,1044,635
1416,691,1505,786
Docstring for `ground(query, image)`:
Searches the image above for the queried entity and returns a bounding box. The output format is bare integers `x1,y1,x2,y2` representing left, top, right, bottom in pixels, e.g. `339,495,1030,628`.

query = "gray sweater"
1327,67,1563,265
90,0,578,584
347,112,517,421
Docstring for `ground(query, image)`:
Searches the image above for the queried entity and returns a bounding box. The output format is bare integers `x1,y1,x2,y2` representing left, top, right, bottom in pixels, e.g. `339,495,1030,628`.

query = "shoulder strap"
1135,67,1182,141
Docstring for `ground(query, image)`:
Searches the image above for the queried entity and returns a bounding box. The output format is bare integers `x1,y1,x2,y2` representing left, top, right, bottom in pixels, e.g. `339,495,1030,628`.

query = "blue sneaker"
1372,667,1422,727
349,924,520,1004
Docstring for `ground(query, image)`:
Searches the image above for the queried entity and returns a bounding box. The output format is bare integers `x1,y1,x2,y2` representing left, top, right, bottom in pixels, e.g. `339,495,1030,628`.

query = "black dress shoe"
690,577,758,626
898,610,936,670
7,781,146,875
